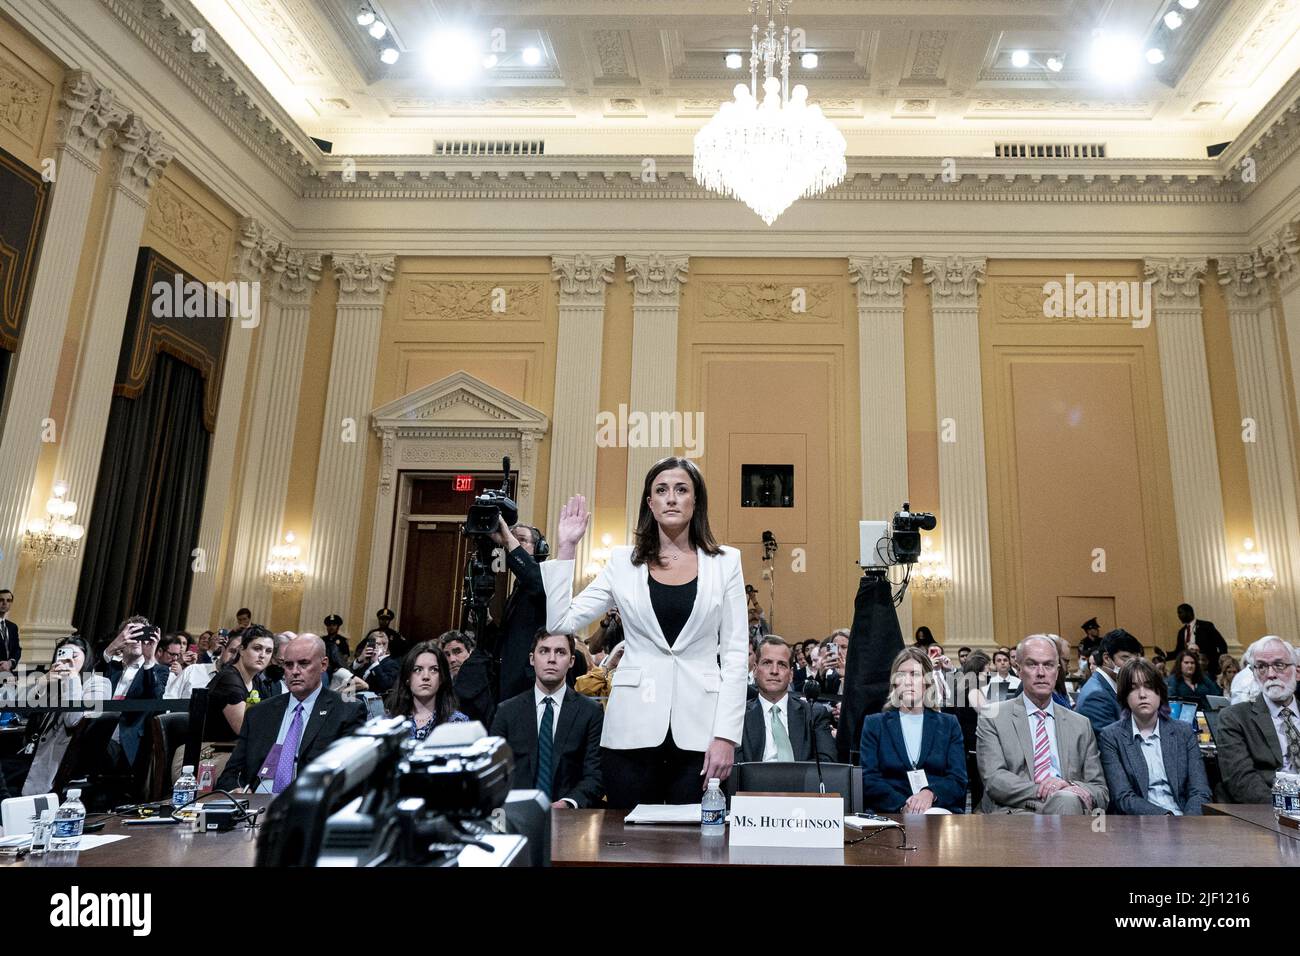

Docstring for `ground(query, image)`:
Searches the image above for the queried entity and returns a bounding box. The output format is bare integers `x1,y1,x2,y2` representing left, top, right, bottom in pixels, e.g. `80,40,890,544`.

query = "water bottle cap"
66,789,81,799
182,765,194,774
707,777,721,788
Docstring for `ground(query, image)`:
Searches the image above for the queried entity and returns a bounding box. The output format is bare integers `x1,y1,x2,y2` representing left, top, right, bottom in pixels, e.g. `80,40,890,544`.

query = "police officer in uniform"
323,614,350,672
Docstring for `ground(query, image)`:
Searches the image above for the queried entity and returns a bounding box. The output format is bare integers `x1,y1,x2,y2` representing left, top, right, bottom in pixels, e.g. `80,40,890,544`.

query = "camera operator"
490,516,550,700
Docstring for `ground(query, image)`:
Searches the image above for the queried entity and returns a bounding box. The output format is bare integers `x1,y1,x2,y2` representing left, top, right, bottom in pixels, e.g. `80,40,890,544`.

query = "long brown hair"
386,641,460,725
631,457,722,567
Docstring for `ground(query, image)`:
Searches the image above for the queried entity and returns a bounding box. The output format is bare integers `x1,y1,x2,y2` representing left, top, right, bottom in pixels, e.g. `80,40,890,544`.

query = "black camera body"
889,502,937,564
465,488,519,537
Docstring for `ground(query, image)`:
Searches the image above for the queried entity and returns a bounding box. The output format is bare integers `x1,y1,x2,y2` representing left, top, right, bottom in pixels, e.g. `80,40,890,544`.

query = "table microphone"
802,679,827,794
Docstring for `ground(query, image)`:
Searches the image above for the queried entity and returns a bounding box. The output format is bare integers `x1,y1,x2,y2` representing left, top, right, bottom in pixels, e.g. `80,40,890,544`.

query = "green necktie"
771,704,795,762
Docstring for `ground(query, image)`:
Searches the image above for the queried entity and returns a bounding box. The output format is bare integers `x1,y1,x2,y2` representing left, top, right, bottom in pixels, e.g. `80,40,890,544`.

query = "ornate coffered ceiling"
77,0,1300,209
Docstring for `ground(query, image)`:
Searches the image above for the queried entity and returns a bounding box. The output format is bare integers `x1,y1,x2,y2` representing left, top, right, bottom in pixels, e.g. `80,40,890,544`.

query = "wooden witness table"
4,796,271,868
1205,803,1300,841
551,809,1300,867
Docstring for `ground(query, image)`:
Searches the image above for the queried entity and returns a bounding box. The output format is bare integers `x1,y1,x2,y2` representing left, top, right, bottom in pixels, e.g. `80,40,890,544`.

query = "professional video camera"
461,457,518,639
857,502,938,605
255,718,549,867
463,456,518,537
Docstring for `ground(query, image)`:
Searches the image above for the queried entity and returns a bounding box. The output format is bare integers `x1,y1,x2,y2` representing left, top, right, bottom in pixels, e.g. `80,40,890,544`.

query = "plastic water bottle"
1286,773,1300,816
1273,774,1288,818
49,789,86,851
701,778,726,835
173,765,198,813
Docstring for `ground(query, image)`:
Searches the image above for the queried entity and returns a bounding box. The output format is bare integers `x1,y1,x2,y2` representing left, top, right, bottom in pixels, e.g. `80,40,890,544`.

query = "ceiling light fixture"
1163,10,1184,29
369,19,388,39
424,29,482,86
1046,56,1064,72
693,0,846,226
522,46,542,65
725,52,743,69
1011,49,1030,68
1178,0,1199,8
800,51,818,68
381,46,400,65
356,4,375,27
1089,31,1142,82
1146,47,1165,64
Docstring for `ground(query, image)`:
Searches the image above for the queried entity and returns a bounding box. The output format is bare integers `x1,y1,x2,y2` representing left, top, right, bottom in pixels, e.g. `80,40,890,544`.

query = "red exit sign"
453,474,475,492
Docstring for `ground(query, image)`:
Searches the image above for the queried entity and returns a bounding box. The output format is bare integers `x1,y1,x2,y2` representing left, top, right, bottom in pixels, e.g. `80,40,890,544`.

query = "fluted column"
547,254,615,575
298,253,395,630
1228,242,1300,638
222,240,323,625
1145,257,1235,643
850,255,914,640
622,254,689,547
1266,223,1300,459
924,255,992,645
0,72,122,594
27,113,173,646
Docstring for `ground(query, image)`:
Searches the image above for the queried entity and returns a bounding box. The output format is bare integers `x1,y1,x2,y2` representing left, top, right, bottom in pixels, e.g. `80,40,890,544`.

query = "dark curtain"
73,353,211,648
0,348,10,426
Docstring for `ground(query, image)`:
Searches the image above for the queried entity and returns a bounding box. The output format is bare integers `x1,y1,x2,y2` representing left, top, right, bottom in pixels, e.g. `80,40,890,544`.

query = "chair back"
146,712,190,800
730,761,861,814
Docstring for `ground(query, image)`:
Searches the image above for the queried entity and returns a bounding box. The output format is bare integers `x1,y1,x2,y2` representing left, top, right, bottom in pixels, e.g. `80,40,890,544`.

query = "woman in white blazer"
544,457,748,808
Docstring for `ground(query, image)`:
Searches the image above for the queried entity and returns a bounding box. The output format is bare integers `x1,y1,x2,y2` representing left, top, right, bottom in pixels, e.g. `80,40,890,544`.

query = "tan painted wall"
677,258,862,642
980,259,1183,653
593,258,633,550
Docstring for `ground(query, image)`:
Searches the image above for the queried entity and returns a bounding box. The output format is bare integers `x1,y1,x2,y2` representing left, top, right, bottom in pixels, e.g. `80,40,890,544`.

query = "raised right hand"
555,494,590,559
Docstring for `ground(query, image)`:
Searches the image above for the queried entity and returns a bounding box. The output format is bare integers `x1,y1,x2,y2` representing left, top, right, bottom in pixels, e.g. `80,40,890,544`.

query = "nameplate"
728,792,844,848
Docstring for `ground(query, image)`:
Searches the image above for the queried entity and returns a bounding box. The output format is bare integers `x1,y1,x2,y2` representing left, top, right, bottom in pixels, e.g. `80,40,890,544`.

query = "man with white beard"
1218,635,1300,803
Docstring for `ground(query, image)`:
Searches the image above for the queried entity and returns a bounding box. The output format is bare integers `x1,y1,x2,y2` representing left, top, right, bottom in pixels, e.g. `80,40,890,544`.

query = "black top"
648,575,697,648
205,667,255,743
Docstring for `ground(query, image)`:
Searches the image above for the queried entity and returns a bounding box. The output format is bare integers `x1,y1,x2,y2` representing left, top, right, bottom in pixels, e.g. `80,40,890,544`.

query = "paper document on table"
624,803,702,824
845,814,902,830
75,835,131,850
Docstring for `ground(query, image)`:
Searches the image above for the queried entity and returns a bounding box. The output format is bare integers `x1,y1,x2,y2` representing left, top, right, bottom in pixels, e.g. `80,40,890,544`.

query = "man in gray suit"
1218,635,1300,803
977,634,1108,814
736,636,836,763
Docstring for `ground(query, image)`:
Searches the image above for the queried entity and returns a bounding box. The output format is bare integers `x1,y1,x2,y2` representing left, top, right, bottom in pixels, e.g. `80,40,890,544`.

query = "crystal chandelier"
266,531,308,591
913,538,953,598
22,482,85,569
693,1,847,225
1230,537,1276,601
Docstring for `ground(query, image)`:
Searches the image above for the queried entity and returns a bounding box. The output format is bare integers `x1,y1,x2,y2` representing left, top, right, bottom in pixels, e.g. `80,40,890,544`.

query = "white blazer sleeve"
711,549,750,744
541,558,615,635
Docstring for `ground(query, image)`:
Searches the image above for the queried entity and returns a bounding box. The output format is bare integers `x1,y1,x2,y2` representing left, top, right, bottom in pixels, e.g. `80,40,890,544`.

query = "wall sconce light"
266,531,308,590
22,481,85,569
913,537,952,598
583,532,615,580
1231,537,1276,600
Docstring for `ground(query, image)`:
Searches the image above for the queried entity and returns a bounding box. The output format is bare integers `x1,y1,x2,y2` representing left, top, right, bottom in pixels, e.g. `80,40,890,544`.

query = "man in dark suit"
1218,636,1300,803
218,634,365,793
100,618,167,770
1172,603,1227,680
491,519,549,701
1074,629,1143,736
0,589,19,673
489,629,603,808
736,637,836,764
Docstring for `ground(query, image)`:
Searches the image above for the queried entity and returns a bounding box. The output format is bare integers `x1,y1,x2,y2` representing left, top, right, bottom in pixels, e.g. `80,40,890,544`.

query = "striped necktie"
1032,710,1053,782
536,697,555,798
1280,707,1300,773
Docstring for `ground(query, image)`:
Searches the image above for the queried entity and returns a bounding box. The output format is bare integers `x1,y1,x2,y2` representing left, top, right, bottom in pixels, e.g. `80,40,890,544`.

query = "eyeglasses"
1252,660,1295,675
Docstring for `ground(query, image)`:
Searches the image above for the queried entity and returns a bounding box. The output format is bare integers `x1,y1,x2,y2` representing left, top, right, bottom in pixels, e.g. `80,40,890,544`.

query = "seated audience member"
166,630,243,699
353,632,400,695
194,630,216,664
736,636,835,764
957,647,972,667
1074,629,1144,735
976,635,1108,815
263,632,292,697
387,641,467,739
1218,636,1300,803
985,648,1021,697
818,629,850,695
204,626,276,742
1230,642,1261,704
1166,649,1220,709
490,630,604,808
1218,654,1241,698
926,644,957,706
154,633,188,691
860,647,968,814
1099,658,1212,815
1048,634,1074,707
914,626,936,648
101,617,167,771
21,637,111,796
791,641,809,693
955,651,992,808
574,642,624,701
438,630,474,679
217,634,365,793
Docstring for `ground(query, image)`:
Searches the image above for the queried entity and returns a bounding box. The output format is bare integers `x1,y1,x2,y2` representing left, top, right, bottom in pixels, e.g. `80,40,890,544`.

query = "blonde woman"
858,647,968,813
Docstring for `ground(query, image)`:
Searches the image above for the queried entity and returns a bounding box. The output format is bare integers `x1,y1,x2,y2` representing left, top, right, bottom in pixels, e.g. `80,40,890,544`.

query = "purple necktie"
273,702,305,794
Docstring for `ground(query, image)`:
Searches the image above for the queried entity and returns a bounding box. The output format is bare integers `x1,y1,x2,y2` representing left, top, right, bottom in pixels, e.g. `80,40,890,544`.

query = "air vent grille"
434,140,546,156
995,142,1106,159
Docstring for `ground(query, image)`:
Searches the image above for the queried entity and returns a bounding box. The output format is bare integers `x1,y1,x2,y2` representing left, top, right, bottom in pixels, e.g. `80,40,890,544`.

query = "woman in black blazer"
859,647,968,813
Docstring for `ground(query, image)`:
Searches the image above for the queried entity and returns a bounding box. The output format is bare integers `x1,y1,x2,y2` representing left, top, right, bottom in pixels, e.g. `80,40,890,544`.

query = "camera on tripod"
858,502,937,568
463,457,518,537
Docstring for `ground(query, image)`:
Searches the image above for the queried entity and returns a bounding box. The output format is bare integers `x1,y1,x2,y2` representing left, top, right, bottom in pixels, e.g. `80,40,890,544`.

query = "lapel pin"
319,710,328,716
